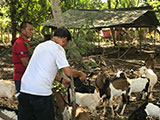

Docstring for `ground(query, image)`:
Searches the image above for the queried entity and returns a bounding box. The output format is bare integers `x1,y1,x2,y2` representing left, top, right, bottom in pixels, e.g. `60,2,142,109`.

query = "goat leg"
109,100,115,117
120,104,126,115
115,97,122,111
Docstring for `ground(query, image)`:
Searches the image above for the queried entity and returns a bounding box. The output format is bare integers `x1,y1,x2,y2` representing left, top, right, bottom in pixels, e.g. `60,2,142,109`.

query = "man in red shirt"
12,21,33,93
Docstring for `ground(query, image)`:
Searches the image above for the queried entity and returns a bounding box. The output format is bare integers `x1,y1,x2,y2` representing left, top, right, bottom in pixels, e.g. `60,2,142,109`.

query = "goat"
0,80,16,120
74,77,95,93
69,88,100,116
53,90,91,120
0,79,16,99
139,66,158,100
129,69,140,79
0,111,13,120
145,53,157,71
67,106,90,120
128,101,160,120
130,77,150,100
95,71,132,117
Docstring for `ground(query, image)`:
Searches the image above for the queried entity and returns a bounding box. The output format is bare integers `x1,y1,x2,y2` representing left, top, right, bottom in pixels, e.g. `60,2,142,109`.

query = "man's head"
20,21,33,39
52,27,71,48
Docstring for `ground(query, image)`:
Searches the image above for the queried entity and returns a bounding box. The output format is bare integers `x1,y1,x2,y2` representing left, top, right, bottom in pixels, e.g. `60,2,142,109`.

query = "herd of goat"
0,66,160,120
58,66,160,120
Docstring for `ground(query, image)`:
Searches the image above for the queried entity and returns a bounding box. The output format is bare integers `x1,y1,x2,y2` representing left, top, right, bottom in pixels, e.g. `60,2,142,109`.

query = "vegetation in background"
65,21,99,70
0,0,160,70
0,0,159,40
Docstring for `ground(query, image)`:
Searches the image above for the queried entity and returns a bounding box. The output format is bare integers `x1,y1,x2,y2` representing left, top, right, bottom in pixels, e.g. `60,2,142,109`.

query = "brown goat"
53,91,66,120
95,71,131,117
68,106,90,120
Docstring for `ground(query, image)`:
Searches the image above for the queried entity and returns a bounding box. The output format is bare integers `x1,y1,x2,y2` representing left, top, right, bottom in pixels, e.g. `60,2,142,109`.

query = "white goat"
96,71,132,117
0,80,16,120
53,90,91,120
69,88,100,115
139,66,158,99
130,77,150,100
128,101,160,120
0,79,16,99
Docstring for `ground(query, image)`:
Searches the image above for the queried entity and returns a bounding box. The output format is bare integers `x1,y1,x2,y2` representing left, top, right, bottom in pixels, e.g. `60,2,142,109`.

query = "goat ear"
95,74,103,89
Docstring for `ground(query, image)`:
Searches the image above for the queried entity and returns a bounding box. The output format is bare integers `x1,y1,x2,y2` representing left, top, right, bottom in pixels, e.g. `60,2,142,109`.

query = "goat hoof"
117,113,124,119
120,112,124,116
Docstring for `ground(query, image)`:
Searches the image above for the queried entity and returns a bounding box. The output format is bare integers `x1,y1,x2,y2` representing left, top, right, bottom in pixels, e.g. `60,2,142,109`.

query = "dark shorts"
14,80,21,93
18,92,54,120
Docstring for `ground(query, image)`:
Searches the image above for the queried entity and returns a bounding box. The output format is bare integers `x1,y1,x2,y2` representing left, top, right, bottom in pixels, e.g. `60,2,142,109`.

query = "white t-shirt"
20,40,70,96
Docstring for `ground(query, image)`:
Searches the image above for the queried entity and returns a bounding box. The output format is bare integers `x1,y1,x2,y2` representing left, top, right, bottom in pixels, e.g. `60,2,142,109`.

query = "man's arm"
62,67,86,81
54,74,63,82
20,57,29,67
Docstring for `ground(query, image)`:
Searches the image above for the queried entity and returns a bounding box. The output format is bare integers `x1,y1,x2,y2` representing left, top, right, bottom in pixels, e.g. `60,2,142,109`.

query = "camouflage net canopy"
41,7,159,29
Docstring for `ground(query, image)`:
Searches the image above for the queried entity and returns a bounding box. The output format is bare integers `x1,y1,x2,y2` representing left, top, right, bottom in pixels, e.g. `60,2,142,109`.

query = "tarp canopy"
41,8,160,29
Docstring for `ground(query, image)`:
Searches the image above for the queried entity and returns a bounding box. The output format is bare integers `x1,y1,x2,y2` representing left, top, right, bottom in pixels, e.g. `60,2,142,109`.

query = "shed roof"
41,8,159,28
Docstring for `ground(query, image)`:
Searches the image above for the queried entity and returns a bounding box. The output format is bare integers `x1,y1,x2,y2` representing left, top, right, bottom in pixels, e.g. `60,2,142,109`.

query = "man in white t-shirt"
18,27,86,120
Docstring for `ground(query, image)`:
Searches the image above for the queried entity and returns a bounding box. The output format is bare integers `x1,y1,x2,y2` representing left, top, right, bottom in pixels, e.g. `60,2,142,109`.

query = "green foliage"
66,20,99,70
0,6,10,30
82,59,98,71
102,0,138,9
148,0,160,21
0,0,52,40
52,81,67,95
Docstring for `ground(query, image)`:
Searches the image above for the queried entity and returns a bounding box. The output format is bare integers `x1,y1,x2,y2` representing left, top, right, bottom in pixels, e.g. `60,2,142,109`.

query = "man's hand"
79,71,87,82
62,78,71,88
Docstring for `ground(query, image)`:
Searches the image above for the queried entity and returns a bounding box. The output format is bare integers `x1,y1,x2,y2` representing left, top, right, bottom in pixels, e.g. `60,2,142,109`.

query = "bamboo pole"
70,76,76,120
62,72,76,120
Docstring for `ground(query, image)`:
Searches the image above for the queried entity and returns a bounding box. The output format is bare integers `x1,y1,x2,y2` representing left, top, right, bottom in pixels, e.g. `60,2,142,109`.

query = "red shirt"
12,36,31,81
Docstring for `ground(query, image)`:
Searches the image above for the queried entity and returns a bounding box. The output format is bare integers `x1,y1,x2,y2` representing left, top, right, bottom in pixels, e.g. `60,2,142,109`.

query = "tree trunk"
115,0,119,9
7,29,10,44
50,0,76,119
9,0,18,39
50,0,65,28
110,27,117,47
1,27,3,42
107,0,111,9
107,0,117,47
138,27,142,53
23,0,31,22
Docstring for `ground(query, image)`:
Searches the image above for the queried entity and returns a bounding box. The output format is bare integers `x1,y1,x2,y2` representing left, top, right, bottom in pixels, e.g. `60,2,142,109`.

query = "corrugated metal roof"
41,9,159,28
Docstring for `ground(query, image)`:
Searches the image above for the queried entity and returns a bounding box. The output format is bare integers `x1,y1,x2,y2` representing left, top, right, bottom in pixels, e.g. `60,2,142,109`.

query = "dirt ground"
0,42,160,120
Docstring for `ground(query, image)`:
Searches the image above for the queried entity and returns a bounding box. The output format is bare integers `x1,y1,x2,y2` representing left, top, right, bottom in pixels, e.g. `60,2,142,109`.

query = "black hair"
20,21,32,31
44,34,51,41
53,27,71,41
